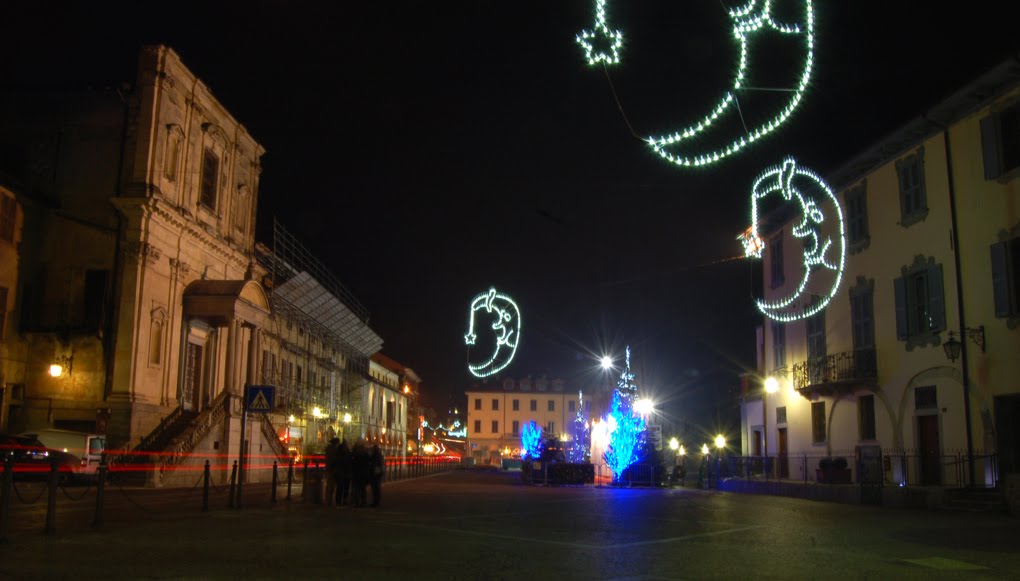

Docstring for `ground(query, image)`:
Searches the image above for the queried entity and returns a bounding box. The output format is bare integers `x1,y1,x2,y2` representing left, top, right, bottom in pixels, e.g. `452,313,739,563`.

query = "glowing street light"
342,413,352,424
669,437,679,451
765,376,779,394
678,445,686,456
715,434,726,450
49,364,63,378
634,398,654,416
600,355,613,370
701,443,709,454
312,407,323,419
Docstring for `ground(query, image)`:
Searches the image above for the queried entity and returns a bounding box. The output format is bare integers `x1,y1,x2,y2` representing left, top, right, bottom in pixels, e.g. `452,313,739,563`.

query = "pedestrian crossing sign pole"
237,384,275,510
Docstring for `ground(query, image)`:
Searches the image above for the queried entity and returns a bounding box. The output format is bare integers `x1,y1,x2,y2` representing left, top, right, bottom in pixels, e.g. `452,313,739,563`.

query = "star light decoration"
578,0,816,168
576,0,623,66
464,287,521,378
742,157,846,322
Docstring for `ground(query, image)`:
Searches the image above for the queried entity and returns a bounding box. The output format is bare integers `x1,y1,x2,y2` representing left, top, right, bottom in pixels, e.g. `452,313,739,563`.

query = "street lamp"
634,398,654,416
669,437,679,451
714,435,725,489
600,355,613,370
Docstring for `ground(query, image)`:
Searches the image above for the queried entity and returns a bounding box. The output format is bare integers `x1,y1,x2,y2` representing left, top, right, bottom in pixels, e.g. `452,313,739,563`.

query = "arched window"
149,306,168,367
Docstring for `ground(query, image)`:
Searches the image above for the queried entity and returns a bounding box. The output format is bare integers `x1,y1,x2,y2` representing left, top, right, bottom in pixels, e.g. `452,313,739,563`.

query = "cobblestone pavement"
1,468,1018,580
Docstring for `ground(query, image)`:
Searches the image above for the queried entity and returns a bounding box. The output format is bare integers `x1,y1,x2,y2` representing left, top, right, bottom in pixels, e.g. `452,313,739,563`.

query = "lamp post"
714,435,726,488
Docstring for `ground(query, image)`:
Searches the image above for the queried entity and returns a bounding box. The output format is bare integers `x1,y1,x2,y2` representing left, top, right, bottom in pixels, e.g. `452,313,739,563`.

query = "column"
246,324,261,386
225,318,240,395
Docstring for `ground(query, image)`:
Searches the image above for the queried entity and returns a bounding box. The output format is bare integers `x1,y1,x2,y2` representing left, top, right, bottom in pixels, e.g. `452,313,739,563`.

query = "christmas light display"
604,389,645,480
578,0,815,168
742,157,846,322
567,391,591,463
521,421,544,460
464,287,521,378
576,0,623,66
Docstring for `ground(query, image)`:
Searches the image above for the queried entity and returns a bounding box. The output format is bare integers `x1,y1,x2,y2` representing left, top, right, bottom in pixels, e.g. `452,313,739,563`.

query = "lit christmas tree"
603,346,645,480
567,390,590,463
520,420,544,460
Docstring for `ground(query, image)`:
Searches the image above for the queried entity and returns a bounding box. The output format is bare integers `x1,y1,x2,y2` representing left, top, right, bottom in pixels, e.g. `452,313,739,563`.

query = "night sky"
3,2,1017,432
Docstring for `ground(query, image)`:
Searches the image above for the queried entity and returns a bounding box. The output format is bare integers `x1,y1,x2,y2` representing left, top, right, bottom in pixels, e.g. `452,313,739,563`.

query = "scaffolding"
256,219,382,447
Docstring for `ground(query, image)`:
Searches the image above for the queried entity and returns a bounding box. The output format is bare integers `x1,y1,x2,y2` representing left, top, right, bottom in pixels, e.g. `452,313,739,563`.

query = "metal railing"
792,348,877,390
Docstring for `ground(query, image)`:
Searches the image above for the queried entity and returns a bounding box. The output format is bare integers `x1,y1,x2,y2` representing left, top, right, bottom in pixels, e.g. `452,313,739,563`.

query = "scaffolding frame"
256,219,382,440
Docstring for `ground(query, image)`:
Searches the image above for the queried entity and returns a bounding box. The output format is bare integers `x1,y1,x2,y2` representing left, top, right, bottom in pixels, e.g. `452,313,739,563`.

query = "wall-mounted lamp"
50,354,73,378
943,326,985,363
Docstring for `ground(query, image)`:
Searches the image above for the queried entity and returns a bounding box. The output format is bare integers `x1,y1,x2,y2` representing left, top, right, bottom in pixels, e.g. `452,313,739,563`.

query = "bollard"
0,457,13,543
271,461,278,504
202,460,211,512
93,456,108,528
287,459,293,501
301,460,309,500
228,461,238,509
45,458,59,535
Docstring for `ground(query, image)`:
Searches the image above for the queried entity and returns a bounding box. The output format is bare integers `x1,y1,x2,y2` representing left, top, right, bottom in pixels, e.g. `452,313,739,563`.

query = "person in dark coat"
369,445,385,507
351,439,371,507
336,439,352,506
323,438,339,507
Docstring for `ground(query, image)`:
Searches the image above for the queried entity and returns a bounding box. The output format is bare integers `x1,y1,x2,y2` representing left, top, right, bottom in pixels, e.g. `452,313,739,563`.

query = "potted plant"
816,457,852,484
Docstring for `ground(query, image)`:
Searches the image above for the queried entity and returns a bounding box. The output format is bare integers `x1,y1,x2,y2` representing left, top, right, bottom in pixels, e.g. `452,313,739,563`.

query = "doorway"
777,427,789,479
994,394,1020,482
182,342,204,412
917,414,941,485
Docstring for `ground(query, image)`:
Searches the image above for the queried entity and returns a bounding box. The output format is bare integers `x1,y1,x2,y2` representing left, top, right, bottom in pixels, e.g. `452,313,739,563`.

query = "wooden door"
918,414,941,485
777,428,789,479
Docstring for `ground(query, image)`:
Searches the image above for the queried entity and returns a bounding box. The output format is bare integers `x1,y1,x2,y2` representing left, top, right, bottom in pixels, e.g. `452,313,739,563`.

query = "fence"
0,451,459,540
708,450,999,489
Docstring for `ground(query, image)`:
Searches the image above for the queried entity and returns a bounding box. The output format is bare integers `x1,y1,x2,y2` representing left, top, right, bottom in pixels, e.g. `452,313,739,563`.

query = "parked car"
20,429,106,478
0,434,79,480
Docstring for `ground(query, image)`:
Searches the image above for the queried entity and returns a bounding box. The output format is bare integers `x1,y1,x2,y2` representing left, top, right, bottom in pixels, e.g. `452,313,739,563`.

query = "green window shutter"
990,241,1010,317
894,276,908,340
981,114,1002,180
927,264,946,332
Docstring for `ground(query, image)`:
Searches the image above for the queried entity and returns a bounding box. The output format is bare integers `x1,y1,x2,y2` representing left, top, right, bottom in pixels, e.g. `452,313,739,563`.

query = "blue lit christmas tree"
567,390,590,463
603,346,645,480
520,420,544,460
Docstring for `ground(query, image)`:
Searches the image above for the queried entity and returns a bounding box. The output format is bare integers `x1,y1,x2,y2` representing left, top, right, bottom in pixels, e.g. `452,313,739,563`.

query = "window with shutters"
776,406,787,425
772,321,786,369
491,420,499,434
530,399,537,412
474,420,481,434
980,102,1020,181
989,234,1020,321
895,148,928,228
850,277,875,350
547,400,555,412
894,256,946,349
811,402,826,444
844,181,870,253
512,420,520,435
568,400,576,413
806,299,827,385
474,398,481,410
492,398,499,411
512,399,519,411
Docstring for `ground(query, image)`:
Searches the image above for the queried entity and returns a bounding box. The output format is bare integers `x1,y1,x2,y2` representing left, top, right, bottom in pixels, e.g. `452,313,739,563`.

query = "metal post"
0,457,13,542
45,458,58,535
237,401,247,510
271,461,278,504
301,460,308,500
202,460,210,512
286,459,293,501
228,461,238,509
93,456,108,528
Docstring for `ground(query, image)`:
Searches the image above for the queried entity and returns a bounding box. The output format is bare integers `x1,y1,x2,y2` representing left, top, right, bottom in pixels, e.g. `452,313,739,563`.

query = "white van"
20,429,107,477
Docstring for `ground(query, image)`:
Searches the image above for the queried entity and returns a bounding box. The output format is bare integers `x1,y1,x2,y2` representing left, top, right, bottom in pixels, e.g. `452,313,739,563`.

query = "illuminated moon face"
743,158,846,322
464,287,521,378
578,0,815,168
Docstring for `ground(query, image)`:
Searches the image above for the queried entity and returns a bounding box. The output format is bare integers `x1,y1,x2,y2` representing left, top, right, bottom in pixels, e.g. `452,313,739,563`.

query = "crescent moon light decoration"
742,158,846,323
577,0,815,168
464,287,521,378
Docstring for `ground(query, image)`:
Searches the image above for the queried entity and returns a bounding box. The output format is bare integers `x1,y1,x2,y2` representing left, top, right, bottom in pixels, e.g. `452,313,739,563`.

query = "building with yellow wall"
742,58,1020,491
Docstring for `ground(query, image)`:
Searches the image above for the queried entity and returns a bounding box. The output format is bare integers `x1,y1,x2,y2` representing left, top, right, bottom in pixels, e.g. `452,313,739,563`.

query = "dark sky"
3,2,1017,430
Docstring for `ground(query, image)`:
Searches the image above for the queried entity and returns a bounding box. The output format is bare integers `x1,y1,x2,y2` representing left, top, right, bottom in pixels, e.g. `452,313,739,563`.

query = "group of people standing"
323,437,385,508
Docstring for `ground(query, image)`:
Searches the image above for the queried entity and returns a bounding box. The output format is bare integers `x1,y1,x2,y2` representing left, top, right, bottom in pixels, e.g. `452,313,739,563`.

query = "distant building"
0,182,23,432
740,58,1020,491
464,376,586,465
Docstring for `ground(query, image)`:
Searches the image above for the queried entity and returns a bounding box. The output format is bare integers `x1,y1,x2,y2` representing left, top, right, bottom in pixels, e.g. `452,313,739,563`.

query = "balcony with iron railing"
792,348,878,396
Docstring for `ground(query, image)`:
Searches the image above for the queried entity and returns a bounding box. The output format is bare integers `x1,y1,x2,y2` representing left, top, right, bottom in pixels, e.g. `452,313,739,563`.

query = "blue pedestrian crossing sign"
246,385,275,413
